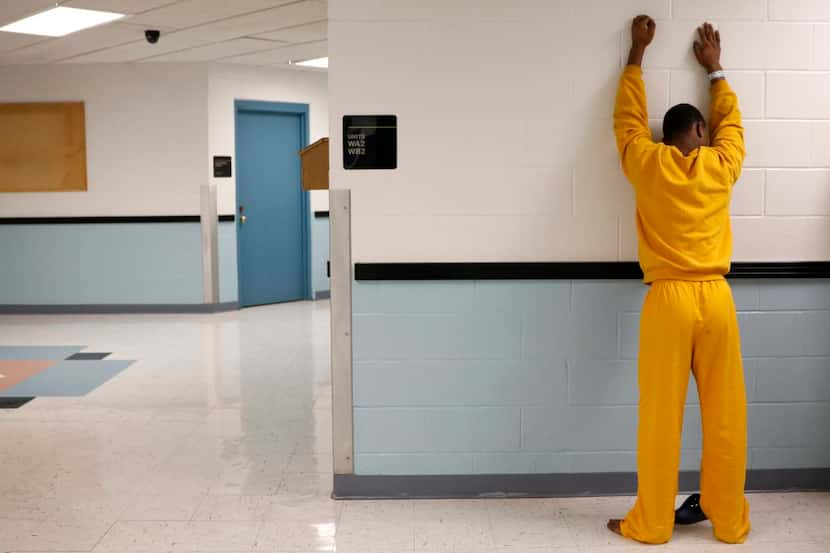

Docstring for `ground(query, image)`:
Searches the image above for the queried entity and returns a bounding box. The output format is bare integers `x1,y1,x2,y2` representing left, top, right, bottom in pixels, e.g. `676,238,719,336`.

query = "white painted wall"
208,64,329,214
0,63,329,216
0,63,208,216
330,0,830,262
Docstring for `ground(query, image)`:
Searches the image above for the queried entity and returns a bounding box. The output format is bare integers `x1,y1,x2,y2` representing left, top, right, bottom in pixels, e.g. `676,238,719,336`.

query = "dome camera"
145,30,160,44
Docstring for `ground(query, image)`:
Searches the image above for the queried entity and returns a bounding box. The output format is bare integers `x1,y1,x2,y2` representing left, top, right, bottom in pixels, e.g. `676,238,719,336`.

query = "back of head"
662,103,706,147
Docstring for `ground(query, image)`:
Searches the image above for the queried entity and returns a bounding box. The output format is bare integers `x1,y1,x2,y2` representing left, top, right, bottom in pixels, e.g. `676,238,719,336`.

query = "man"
606,15,751,545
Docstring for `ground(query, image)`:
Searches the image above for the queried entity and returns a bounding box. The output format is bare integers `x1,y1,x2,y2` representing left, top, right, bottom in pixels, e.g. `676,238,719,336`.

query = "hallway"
0,302,827,552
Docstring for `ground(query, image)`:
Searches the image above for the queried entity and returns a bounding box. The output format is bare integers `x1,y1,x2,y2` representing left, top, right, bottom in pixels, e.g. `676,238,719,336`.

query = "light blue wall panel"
473,453,536,474
568,281,646,360
352,278,830,475
354,281,476,314
355,453,474,475
354,359,567,407
354,407,521,453
740,311,830,357
751,448,830,469
754,357,830,402
758,279,830,310
311,216,330,295
218,221,238,303
353,312,521,360
1,217,318,306
568,360,638,406
0,224,202,304
748,403,830,448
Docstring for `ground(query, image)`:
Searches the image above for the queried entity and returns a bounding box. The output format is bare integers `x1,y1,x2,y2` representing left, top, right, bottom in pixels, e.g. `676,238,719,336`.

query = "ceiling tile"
141,37,283,62
254,19,326,43
65,0,181,15
222,39,326,66
126,0,297,29
0,22,155,64
63,0,326,63
0,0,58,26
0,31,45,54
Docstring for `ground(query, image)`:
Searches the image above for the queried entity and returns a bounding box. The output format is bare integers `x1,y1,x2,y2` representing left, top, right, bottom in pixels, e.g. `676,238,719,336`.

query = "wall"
208,64,330,301
0,64,208,217
0,223,204,305
332,1,830,479
311,215,331,297
0,63,209,305
0,62,329,305
353,279,830,474
330,0,830,262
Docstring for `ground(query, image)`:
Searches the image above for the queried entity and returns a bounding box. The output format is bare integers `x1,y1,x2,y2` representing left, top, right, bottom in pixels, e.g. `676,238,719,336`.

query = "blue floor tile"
0,360,133,397
0,346,85,360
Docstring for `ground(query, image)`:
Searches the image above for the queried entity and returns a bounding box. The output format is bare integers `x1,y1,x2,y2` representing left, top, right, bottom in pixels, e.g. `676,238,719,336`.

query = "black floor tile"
0,397,35,409
66,352,112,360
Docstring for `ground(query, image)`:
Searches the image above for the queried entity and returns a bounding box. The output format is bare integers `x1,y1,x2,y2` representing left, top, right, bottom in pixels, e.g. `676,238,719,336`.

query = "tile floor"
0,301,827,552
0,346,132,400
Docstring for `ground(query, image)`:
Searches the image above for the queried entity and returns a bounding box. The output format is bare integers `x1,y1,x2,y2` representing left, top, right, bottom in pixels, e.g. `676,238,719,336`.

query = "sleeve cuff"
710,78,730,92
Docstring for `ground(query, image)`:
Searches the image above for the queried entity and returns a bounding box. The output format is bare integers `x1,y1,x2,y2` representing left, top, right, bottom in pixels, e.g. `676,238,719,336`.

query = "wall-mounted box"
299,137,329,190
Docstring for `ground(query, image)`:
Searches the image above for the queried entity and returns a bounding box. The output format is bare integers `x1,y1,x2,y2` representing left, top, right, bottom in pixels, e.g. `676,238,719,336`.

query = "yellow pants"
621,280,751,544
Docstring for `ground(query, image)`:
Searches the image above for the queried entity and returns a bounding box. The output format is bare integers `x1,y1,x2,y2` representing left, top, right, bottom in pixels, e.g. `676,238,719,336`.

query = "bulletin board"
0,102,88,192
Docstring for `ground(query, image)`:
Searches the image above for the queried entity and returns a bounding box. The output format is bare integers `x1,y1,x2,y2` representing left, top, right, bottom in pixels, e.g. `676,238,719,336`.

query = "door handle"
240,215,247,224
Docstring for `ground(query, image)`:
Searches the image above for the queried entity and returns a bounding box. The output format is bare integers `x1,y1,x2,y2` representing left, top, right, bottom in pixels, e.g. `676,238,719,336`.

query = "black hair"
662,103,705,143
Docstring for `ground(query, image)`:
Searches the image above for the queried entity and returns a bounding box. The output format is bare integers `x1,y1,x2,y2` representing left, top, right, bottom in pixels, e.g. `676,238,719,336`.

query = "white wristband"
708,70,726,82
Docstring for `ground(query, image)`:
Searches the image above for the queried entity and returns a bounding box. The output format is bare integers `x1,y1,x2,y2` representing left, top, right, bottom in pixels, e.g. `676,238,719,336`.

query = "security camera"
145,30,160,44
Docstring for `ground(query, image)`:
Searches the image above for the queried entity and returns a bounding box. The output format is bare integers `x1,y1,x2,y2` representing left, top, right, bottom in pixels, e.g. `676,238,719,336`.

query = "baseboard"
0,302,239,314
333,468,830,499
314,290,331,300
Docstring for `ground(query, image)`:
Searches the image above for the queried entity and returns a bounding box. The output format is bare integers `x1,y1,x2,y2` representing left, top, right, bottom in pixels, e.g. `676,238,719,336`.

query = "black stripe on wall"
354,261,830,281
314,210,330,218
0,215,236,224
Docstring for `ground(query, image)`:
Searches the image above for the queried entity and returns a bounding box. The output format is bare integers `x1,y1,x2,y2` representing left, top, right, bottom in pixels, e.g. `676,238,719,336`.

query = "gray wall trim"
330,189,354,475
0,302,239,315
315,290,331,300
333,469,830,499
200,183,220,303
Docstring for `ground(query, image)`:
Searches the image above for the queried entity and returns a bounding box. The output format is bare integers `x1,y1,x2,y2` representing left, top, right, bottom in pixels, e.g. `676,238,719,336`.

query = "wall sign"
343,115,397,170
213,156,232,178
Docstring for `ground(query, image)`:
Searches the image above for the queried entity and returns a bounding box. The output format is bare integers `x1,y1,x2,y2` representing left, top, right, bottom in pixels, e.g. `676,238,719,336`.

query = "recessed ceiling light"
293,56,328,69
0,6,124,37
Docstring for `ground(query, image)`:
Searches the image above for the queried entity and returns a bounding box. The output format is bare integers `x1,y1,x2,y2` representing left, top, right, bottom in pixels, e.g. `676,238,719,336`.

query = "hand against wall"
627,15,655,66
694,22,722,73
631,15,656,49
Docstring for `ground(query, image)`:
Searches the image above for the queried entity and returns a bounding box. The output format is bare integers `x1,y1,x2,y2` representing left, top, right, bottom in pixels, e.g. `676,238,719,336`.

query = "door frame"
234,99,312,305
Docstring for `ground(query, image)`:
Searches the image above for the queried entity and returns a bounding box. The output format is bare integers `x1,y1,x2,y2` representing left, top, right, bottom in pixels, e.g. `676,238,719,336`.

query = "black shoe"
675,493,707,525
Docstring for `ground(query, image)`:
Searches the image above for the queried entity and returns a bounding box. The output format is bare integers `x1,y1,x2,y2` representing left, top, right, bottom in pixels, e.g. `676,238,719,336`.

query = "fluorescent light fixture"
0,6,124,37
293,56,328,68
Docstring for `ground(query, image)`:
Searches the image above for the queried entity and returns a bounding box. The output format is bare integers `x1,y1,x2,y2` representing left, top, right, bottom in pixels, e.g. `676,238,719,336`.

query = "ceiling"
0,0,327,67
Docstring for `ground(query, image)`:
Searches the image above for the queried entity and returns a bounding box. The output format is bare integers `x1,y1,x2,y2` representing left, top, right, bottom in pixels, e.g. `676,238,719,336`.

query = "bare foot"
607,518,623,536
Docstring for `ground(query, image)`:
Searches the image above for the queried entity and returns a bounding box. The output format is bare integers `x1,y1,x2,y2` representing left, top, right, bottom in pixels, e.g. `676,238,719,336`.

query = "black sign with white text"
343,115,397,170
213,156,232,178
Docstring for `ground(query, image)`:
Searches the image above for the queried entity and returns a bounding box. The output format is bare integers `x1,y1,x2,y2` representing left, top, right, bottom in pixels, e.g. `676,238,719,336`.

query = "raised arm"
694,23,745,182
614,16,659,176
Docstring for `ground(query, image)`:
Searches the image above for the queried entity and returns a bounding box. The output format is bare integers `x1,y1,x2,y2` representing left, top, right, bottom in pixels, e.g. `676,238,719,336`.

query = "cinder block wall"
330,0,830,262
332,1,830,477
353,280,830,474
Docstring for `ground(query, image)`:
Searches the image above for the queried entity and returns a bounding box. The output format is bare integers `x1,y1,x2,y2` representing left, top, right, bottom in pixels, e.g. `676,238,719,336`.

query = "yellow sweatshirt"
614,65,745,283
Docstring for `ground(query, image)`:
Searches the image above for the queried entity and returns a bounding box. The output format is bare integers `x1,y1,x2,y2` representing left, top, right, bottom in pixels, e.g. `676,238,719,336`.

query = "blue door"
235,101,309,307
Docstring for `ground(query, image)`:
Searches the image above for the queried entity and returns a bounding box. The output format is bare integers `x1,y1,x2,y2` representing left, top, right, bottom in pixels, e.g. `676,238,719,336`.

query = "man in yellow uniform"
606,16,752,545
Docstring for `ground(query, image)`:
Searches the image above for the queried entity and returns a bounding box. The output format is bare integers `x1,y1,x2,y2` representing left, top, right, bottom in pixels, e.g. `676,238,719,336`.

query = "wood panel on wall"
0,102,87,193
